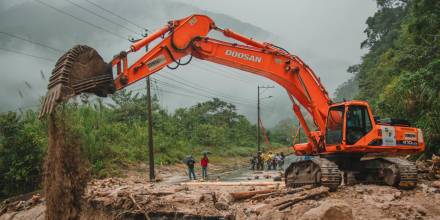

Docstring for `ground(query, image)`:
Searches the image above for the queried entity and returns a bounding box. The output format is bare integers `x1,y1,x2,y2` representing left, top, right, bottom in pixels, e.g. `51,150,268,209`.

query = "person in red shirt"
201,153,209,180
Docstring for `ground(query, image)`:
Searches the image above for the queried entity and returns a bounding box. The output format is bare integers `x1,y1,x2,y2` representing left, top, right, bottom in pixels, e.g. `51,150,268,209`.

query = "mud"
3,174,440,220
43,111,90,220
2,161,440,220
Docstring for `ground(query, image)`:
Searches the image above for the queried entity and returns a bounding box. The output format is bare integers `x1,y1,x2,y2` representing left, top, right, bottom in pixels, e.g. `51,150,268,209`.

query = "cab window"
346,105,372,145
326,106,344,145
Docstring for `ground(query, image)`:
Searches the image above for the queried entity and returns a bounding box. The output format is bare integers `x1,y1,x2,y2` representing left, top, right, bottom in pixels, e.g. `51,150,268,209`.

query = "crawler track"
285,157,341,191
382,157,418,189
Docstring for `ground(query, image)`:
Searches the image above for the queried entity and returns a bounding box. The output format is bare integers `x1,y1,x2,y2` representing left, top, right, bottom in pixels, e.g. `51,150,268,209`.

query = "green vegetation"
335,0,440,156
0,90,273,199
266,118,305,147
0,112,44,198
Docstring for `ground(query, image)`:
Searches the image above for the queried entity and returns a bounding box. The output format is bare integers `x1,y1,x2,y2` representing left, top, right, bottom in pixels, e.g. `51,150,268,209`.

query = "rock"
214,201,229,210
0,204,45,220
218,193,234,204
381,193,397,202
412,204,428,216
431,181,440,189
259,210,286,220
249,203,267,215
355,188,364,194
300,199,353,220
273,176,282,182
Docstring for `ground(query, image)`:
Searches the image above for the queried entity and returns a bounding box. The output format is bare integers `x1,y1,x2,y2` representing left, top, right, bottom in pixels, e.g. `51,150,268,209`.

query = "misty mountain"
0,0,276,118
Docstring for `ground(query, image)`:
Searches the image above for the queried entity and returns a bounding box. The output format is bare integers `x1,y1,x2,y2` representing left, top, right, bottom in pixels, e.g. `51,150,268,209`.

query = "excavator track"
359,157,418,189
285,157,341,191
40,45,114,117
380,158,418,189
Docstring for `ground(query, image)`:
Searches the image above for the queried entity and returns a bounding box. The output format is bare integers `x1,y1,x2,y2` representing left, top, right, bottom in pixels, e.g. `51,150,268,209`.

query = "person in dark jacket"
186,155,196,180
250,155,257,170
257,151,264,170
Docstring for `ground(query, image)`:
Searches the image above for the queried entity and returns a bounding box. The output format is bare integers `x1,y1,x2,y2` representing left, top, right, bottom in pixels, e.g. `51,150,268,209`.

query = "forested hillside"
335,0,440,155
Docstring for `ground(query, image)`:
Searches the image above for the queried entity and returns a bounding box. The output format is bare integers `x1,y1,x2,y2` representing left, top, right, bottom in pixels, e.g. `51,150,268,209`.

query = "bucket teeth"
39,45,115,118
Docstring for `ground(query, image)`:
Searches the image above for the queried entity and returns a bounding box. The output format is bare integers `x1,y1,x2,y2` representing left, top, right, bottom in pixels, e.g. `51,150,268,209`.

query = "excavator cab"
324,101,424,155
325,102,373,146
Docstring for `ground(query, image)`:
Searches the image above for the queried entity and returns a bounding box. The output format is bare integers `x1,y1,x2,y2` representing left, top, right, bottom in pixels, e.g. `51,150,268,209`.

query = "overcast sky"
0,0,377,126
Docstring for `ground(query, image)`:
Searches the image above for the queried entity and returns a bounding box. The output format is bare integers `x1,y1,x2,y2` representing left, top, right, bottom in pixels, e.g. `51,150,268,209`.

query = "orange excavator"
40,14,425,190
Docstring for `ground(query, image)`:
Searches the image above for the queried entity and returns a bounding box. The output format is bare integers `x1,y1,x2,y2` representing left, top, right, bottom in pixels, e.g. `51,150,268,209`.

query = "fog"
0,0,376,126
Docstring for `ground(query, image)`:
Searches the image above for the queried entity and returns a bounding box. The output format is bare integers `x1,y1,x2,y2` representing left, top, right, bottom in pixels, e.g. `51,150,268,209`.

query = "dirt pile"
83,177,235,219
44,111,90,220
3,176,440,220
416,155,440,180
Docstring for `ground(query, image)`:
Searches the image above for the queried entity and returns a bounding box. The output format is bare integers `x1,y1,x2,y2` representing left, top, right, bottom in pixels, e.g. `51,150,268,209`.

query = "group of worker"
250,151,285,171
185,153,209,180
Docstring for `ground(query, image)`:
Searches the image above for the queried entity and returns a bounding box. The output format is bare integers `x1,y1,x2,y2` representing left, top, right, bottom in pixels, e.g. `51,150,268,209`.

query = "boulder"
214,201,229,211
431,181,440,189
300,199,353,220
0,204,45,220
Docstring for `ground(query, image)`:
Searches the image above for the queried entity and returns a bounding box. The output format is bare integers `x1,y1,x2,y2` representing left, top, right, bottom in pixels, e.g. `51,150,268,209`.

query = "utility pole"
257,85,274,152
257,86,260,152
146,77,155,181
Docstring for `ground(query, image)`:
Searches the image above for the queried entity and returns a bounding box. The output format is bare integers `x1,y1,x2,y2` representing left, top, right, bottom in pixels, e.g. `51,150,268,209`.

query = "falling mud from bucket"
44,110,90,220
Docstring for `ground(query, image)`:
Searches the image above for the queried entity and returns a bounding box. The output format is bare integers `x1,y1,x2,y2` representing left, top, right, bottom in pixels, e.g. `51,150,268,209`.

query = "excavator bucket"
39,45,115,117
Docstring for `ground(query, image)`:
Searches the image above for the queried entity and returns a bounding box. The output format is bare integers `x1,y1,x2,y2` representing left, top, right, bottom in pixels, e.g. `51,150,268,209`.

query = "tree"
0,112,43,198
334,0,440,155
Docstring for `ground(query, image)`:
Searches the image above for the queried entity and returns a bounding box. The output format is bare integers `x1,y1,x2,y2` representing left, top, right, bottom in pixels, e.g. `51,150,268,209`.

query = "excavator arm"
109,14,331,152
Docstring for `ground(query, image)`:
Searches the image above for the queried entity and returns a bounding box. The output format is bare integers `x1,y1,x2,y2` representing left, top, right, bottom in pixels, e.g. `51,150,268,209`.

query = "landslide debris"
44,111,90,220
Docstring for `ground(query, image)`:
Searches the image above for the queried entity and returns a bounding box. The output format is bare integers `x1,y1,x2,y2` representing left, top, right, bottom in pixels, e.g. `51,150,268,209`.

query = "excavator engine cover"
40,45,115,117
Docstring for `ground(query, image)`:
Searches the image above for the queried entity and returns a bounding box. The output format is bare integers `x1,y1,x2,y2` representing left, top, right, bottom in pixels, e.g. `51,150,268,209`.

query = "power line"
152,77,161,101
131,78,254,108
0,47,56,62
83,0,146,31
194,60,259,83
153,79,220,100
0,31,65,54
163,69,256,103
34,0,128,40
156,87,255,110
130,82,210,101
159,72,255,105
192,59,258,83
62,0,141,35
75,0,261,87
190,62,254,85
154,78,255,107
